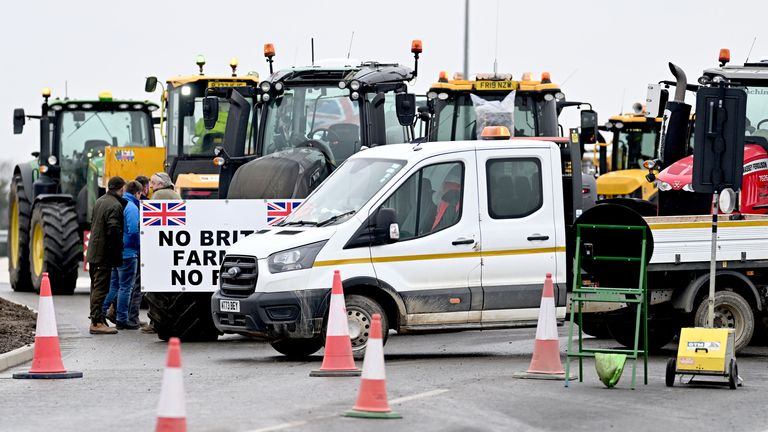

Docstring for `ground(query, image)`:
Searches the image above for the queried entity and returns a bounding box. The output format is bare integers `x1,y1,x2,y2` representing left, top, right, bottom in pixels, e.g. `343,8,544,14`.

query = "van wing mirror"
580,109,598,145
202,97,219,130
375,208,399,244
13,108,25,134
395,93,417,126
145,76,159,93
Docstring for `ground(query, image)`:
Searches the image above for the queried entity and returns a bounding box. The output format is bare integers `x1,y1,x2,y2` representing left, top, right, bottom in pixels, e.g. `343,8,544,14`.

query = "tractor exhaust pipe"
659,62,692,167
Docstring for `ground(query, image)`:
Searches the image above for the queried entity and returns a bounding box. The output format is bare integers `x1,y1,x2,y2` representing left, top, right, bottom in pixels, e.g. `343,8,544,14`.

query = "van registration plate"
220,300,240,313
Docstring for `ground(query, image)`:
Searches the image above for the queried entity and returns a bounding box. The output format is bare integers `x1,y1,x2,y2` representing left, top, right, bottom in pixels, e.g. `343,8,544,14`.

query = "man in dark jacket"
88,176,127,335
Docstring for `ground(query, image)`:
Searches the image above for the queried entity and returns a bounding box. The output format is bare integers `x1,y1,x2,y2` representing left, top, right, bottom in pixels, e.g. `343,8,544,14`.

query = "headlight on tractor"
656,180,672,191
267,241,326,273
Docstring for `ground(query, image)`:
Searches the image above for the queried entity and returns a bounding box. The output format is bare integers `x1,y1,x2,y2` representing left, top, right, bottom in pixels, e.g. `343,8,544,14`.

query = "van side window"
381,162,464,240
486,158,542,218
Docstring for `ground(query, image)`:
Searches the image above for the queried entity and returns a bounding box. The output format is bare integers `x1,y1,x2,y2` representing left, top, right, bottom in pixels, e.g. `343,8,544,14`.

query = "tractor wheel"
270,337,324,358
146,292,222,342
8,176,33,292
608,319,677,353
28,202,80,295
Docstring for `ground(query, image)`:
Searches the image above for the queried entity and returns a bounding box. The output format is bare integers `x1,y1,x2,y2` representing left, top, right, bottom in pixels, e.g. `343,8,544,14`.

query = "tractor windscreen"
430,92,559,141
58,109,152,197
262,85,361,165
613,125,658,170
745,84,768,138
168,84,255,158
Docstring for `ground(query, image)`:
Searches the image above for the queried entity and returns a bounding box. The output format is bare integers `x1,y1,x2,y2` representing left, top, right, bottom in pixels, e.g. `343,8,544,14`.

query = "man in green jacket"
87,176,127,334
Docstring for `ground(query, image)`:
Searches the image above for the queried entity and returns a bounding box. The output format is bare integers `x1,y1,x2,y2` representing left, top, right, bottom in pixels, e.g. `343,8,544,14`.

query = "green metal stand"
565,223,648,389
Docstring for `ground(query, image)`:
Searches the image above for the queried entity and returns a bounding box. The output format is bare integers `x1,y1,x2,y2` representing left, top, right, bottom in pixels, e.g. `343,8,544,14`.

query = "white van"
212,137,571,356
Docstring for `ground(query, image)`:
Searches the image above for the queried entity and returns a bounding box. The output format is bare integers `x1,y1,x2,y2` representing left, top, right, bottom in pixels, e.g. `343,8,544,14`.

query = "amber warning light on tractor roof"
541,71,551,83
411,39,422,54
480,126,511,140
264,43,276,74
229,57,239,77
719,48,730,66
438,71,448,82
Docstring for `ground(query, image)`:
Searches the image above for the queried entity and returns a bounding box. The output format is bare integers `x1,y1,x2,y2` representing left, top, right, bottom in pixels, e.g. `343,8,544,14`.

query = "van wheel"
694,290,754,353
344,294,389,359
270,337,323,358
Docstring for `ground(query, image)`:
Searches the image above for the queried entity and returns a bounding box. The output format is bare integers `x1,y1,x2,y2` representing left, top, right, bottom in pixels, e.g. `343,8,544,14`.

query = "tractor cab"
145,56,260,199
10,89,160,293
211,41,422,199
425,71,563,141
594,110,663,202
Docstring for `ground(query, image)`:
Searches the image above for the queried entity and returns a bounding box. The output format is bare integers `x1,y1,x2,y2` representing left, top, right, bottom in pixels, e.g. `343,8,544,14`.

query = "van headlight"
267,241,327,273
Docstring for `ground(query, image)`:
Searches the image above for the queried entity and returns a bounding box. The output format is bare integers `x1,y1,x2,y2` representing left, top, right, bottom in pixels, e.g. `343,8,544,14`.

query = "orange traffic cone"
310,270,360,377
13,272,82,379
523,273,566,378
344,314,400,419
156,338,187,432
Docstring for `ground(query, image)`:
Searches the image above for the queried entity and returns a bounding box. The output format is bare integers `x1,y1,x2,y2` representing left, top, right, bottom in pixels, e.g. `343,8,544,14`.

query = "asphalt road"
2,277,768,432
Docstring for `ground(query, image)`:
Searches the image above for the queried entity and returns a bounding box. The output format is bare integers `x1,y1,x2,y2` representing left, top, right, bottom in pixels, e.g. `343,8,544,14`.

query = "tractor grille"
220,255,258,297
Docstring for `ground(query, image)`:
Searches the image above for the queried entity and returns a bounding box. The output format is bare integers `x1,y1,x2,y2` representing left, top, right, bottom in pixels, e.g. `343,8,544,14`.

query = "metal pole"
708,191,719,328
463,0,469,79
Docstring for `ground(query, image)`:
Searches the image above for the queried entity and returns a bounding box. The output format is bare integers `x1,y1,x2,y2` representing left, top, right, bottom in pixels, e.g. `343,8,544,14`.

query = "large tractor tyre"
29,202,80,295
579,319,612,339
146,292,222,342
339,294,389,359
694,290,754,353
270,337,324,358
8,176,33,292
608,319,678,353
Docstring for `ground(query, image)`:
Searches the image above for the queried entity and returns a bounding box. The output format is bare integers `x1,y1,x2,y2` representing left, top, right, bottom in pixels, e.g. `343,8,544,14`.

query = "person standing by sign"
126,175,150,329
142,173,182,334
102,181,142,329
88,176,127,335
150,172,181,200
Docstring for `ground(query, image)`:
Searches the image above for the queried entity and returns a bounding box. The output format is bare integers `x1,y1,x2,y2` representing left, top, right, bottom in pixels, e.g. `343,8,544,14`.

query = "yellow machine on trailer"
666,328,740,389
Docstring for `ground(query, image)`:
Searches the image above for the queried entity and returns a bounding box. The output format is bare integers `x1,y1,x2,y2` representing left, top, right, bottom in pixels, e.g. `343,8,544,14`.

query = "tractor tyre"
146,292,222,342
29,201,80,295
8,176,33,292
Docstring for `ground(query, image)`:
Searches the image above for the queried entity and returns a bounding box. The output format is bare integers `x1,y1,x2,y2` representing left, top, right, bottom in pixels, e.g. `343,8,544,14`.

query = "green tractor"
10,88,163,294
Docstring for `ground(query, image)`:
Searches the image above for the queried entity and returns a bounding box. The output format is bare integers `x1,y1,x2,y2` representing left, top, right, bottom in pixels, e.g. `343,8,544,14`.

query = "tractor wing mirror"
202,97,219,130
580,109,598,145
13,108,25,134
145,76,159,93
395,93,416,126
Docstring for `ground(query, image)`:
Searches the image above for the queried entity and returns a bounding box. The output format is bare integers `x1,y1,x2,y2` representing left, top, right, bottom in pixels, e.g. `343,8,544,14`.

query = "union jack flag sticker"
266,200,302,225
142,201,186,226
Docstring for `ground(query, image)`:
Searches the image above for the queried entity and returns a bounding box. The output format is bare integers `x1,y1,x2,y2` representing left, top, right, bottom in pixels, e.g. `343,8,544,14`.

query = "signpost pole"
707,190,719,328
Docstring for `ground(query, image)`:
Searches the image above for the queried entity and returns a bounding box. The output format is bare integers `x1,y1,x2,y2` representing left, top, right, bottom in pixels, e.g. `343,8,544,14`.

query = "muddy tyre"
342,294,389,359
270,337,324,358
146,292,221,342
8,176,33,292
694,290,754,353
29,202,80,295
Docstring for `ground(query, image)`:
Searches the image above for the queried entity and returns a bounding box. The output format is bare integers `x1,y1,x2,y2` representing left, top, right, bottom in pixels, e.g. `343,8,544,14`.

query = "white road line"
243,388,449,432
390,388,450,404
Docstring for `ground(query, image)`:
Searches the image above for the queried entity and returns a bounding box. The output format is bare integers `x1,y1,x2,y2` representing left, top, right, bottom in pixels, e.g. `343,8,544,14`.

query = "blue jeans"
127,263,143,327
102,257,138,324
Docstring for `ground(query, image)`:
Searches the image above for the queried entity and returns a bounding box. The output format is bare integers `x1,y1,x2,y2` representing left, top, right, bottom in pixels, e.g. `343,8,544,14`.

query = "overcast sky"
2,0,766,165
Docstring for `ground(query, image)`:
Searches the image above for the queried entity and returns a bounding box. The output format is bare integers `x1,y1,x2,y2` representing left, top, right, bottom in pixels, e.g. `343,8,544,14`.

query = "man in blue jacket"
102,181,143,329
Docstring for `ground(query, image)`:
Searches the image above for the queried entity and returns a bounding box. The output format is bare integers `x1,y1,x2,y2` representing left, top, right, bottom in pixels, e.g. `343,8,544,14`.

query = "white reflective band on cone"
35,296,58,337
326,294,350,337
157,368,186,417
534,297,558,340
361,338,386,380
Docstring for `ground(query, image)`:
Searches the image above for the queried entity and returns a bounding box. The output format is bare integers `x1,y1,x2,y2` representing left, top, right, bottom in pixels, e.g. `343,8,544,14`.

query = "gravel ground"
0,297,36,354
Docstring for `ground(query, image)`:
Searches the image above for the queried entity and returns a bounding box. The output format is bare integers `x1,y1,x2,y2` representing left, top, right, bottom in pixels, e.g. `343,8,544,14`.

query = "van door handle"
452,238,475,246
527,235,549,241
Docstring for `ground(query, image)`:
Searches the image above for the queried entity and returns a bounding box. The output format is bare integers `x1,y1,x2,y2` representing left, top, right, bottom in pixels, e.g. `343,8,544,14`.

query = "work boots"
90,322,118,335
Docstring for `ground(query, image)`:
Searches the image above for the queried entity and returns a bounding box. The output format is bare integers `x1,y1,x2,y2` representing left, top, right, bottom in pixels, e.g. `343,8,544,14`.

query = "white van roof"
351,139,560,162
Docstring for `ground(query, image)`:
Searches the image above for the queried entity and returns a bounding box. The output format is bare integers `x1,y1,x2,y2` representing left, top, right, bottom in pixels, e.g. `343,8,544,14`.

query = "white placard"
140,199,302,292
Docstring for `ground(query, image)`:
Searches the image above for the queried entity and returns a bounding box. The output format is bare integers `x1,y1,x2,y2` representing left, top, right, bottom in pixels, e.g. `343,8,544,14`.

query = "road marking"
243,388,449,432
390,388,449,404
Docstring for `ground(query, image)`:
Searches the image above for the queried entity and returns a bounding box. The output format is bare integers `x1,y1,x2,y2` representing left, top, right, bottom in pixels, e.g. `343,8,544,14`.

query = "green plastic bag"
594,353,627,388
